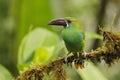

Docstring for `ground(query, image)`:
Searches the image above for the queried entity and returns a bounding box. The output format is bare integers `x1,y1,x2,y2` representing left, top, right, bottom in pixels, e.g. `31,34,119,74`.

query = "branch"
16,28,120,80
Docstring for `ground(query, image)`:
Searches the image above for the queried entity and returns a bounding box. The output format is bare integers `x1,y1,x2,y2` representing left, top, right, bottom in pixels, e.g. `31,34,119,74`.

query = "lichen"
16,28,120,80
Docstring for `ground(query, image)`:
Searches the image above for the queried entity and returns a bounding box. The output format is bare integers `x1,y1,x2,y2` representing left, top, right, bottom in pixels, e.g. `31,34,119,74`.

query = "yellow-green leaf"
0,64,13,80
18,28,61,71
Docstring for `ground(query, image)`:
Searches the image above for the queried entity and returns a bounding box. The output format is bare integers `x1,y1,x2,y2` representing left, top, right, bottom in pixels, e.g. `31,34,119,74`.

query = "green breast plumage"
61,27,84,53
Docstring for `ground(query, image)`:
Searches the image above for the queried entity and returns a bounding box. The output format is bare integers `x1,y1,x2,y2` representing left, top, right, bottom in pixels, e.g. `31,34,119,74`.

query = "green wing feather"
61,26,85,53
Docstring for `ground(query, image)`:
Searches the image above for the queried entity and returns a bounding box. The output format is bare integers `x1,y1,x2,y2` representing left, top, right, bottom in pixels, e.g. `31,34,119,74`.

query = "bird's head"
48,17,83,30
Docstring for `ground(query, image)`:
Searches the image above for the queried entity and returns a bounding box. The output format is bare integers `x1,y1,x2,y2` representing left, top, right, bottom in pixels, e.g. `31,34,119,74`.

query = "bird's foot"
64,53,73,67
83,51,87,57
65,56,68,64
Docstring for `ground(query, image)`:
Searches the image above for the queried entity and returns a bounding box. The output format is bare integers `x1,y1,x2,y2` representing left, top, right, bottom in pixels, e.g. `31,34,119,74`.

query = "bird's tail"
74,52,84,69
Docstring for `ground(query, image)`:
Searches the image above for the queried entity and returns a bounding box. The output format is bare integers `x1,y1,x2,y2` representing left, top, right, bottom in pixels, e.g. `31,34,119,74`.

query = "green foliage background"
0,0,120,80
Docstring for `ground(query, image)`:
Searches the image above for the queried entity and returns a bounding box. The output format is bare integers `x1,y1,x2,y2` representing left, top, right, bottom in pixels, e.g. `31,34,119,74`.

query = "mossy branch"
16,28,120,80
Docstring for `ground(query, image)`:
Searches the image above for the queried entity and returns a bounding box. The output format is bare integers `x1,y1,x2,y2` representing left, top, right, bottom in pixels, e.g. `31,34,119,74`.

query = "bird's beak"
48,18,67,26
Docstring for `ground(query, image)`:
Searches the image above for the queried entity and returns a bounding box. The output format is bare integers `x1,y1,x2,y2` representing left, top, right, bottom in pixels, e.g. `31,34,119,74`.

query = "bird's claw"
64,53,73,67
83,51,87,57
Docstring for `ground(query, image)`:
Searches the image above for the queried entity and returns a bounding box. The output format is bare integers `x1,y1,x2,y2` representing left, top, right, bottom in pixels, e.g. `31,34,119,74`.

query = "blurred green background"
0,0,120,80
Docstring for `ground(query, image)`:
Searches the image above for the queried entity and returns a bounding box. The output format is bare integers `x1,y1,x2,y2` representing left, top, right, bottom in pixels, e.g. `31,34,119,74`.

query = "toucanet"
48,17,85,56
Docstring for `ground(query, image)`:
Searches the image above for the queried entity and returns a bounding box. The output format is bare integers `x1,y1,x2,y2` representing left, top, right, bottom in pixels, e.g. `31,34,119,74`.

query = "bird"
48,17,85,68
